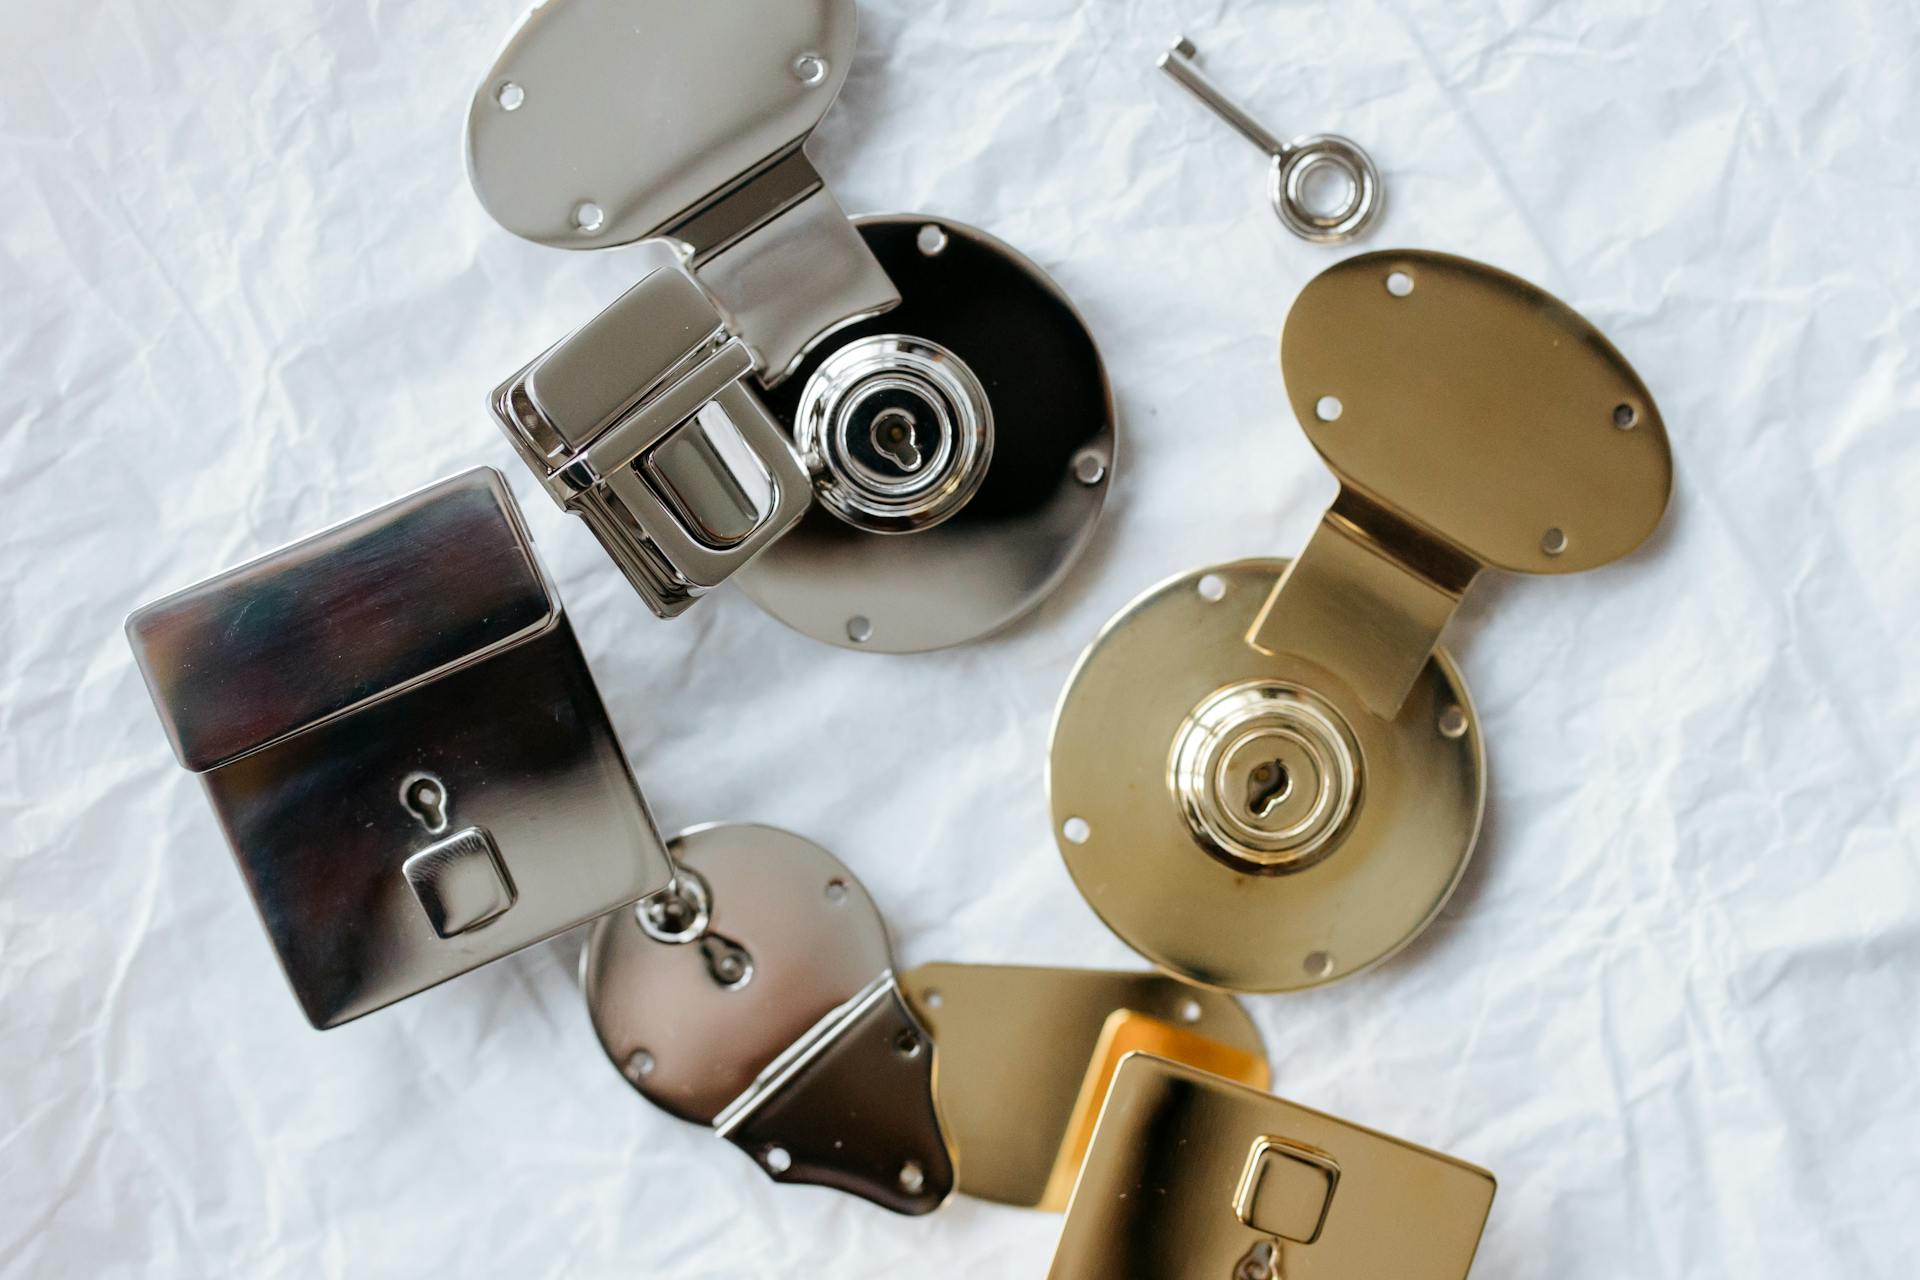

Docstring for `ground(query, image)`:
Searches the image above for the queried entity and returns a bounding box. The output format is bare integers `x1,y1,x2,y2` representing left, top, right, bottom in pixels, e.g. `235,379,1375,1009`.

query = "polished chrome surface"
491,267,812,617
126,470,673,1027
737,216,1116,652
128,472,555,772
793,334,994,534
720,975,951,1215
581,823,954,1213
1050,1055,1497,1279
1049,559,1483,993
900,964,1268,1210
466,0,897,379
1158,37,1381,243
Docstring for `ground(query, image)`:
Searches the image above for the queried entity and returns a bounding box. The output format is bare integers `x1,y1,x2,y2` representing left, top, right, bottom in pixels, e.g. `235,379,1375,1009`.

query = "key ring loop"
1270,135,1380,243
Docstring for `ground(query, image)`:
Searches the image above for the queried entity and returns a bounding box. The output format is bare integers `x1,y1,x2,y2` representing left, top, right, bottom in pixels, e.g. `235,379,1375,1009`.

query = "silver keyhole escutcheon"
401,773,451,834
870,407,924,472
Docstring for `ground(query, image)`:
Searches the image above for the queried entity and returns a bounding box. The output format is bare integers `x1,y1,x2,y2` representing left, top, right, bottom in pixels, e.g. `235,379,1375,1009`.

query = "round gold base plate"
1048,559,1486,992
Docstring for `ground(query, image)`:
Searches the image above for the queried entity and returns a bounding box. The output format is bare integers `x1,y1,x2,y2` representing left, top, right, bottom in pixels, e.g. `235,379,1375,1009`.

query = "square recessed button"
403,827,517,938
1236,1137,1340,1244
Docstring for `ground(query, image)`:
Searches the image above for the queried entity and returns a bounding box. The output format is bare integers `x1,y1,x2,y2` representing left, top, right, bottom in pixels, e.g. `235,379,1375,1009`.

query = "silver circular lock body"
794,335,993,534
736,215,1115,653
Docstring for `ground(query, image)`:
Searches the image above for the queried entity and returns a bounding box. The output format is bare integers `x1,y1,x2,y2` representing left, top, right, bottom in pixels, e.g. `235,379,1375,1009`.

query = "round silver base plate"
1048,559,1486,993
582,823,891,1125
735,215,1115,653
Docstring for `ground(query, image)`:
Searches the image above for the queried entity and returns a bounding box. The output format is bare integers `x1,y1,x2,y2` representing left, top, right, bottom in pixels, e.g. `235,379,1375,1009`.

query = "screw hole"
846,616,873,643
1177,998,1203,1024
1314,395,1343,423
1542,527,1568,556
1612,403,1638,430
1305,951,1334,979
792,53,828,86
916,223,949,256
763,1146,793,1174
1062,816,1091,845
495,81,525,111
922,988,943,1009
571,201,604,234
893,1028,923,1059
1197,573,1227,602
1438,705,1469,739
824,878,848,903
1073,450,1107,485
1386,270,1414,297
898,1161,927,1195
624,1049,655,1080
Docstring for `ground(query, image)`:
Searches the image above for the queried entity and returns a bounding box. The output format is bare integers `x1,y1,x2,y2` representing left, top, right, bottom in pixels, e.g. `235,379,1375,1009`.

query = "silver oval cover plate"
466,0,855,250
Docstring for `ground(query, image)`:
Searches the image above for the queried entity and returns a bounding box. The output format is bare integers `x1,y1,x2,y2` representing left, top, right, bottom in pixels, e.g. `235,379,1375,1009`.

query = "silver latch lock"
466,0,1116,650
126,470,676,1028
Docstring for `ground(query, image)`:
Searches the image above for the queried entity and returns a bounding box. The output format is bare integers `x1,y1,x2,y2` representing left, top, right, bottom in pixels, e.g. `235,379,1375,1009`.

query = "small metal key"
1158,36,1381,243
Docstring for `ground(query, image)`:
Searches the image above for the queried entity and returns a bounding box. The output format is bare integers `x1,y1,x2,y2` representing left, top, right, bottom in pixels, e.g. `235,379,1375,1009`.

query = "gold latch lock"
1049,1054,1496,1280
1050,250,1674,992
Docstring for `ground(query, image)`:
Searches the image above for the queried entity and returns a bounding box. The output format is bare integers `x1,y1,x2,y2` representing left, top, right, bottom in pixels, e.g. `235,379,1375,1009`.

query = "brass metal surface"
900,964,1268,1210
1050,1055,1496,1280
1051,251,1669,992
1050,559,1483,993
1257,249,1673,717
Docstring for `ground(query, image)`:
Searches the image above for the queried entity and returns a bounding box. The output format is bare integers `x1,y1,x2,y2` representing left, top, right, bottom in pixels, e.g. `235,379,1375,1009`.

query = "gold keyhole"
1245,761,1292,819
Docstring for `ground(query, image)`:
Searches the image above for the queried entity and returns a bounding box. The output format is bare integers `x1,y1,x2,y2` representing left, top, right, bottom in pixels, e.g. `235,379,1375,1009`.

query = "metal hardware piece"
1158,36,1381,243
738,216,1115,652
490,266,813,617
467,0,895,380
1051,252,1672,991
471,4,1115,642
1049,1055,1496,1279
125,469,674,1027
900,965,1269,1210
582,823,953,1215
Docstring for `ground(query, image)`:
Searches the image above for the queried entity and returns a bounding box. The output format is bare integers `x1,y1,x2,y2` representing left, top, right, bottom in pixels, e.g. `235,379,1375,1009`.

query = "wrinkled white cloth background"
3,0,1916,1275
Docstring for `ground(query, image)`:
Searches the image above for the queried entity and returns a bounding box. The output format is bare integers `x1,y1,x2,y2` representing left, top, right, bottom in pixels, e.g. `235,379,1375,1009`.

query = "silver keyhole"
1245,760,1292,819
402,774,450,834
870,407,924,472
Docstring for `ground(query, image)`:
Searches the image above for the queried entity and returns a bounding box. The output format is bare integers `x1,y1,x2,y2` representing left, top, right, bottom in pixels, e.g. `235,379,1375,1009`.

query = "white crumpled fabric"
3,0,1917,1275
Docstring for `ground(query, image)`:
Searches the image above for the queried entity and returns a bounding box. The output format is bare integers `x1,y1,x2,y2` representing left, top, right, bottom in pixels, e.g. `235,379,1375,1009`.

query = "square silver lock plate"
127,468,673,1027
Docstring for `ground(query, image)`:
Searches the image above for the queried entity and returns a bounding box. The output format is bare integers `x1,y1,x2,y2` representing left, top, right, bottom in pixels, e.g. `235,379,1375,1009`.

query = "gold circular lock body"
1049,559,1485,992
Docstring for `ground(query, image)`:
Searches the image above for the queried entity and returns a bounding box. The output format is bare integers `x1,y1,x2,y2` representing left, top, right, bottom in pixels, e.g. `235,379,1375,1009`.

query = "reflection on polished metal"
471,3,1114,640
125,469,673,1028
1053,560,1482,992
1158,36,1381,243
467,0,891,379
582,824,953,1214
1052,252,1672,991
901,965,1268,1210
490,267,813,617
737,217,1115,652
793,334,993,534
1050,1055,1496,1279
